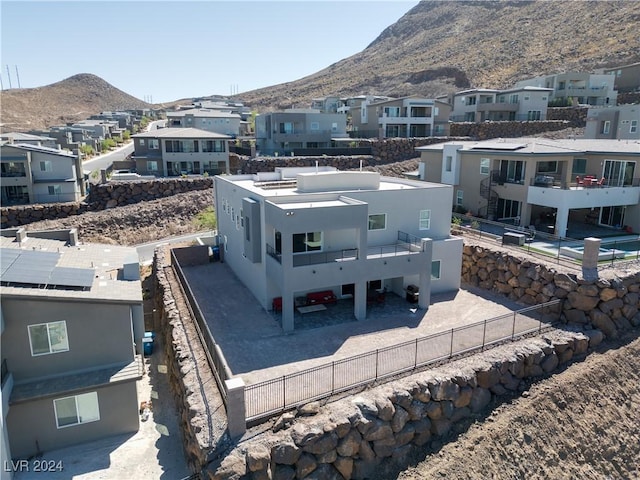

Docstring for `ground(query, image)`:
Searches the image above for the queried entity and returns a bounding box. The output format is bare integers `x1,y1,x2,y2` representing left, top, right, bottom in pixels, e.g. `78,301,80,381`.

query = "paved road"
82,120,165,175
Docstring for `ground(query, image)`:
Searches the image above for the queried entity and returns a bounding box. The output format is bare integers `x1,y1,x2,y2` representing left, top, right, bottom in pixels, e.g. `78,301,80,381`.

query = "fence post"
225,377,246,438
414,338,418,368
375,350,379,379
282,375,286,410
449,328,454,358
511,311,517,340
481,319,487,351
331,362,335,394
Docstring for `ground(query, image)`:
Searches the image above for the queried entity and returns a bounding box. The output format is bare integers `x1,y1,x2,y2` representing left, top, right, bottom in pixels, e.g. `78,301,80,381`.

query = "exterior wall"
1,299,134,380
167,112,241,137
7,381,138,459
516,73,617,106
215,173,458,321
602,63,640,92
0,146,83,205
585,105,640,140
255,112,347,155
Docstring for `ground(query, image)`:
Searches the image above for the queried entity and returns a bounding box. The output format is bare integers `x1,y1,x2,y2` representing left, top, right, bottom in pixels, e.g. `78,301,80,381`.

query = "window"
385,125,400,137
537,161,557,173
480,158,490,175
139,139,146,146
48,185,62,195
165,140,198,153
419,209,431,230
631,120,638,133
279,122,293,134
527,111,541,121
202,140,225,152
445,156,453,172
54,392,100,428
148,139,159,149
293,232,322,253
499,159,525,184
331,122,338,132
383,107,400,117
431,260,441,280
368,214,386,231
147,160,158,172
40,160,52,172
28,321,69,356
509,94,519,104
601,121,611,134
310,122,320,131
456,190,464,206
572,158,587,175
466,96,477,106
496,199,521,220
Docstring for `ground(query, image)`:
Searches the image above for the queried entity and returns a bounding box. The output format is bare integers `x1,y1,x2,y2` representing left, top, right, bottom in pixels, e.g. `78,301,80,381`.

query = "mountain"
237,0,640,110
2,0,639,129
0,73,150,132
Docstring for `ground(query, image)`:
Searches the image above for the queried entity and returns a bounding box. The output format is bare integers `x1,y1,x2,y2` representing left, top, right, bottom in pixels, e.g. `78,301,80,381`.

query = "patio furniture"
576,176,584,186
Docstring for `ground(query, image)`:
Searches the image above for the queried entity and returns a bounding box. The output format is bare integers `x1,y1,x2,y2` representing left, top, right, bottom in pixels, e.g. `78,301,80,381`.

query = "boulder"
333,456,353,480
296,453,317,479
272,442,301,465
567,291,600,311
391,406,410,433
246,445,271,472
336,429,361,457
469,387,491,413
590,310,617,339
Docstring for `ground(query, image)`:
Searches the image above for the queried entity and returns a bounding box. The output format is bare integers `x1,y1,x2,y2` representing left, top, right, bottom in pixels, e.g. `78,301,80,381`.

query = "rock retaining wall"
461,243,640,337
450,120,574,140
155,237,639,479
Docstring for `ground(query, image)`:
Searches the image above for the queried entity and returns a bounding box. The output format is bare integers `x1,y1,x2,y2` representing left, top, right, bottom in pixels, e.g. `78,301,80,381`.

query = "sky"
1,0,420,104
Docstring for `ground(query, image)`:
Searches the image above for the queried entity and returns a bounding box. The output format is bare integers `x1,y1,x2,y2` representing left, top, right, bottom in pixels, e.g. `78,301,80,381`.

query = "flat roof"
217,169,447,199
132,127,231,139
0,233,142,303
0,143,76,158
416,138,640,155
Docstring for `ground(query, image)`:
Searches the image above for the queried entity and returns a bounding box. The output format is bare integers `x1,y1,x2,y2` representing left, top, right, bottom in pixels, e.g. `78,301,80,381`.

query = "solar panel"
0,249,94,290
49,267,95,289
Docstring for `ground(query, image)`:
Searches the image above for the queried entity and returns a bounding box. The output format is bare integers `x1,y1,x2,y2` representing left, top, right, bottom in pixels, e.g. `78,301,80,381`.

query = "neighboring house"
0,144,86,205
0,228,144,462
336,95,393,115
132,127,231,176
601,62,640,93
416,138,640,237
310,96,341,113
166,108,242,137
584,104,640,140
255,109,348,155
214,167,463,332
71,120,122,141
515,72,617,106
450,86,552,122
350,96,451,139
89,111,134,130
0,132,58,149
30,126,100,153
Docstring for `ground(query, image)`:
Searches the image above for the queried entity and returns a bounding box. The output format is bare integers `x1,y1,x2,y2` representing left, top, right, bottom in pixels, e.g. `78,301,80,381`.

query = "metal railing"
452,213,640,268
244,300,560,421
170,249,232,400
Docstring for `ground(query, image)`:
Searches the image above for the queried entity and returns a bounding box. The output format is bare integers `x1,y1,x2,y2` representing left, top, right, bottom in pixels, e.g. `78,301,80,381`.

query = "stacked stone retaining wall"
450,120,574,140
153,240,639,479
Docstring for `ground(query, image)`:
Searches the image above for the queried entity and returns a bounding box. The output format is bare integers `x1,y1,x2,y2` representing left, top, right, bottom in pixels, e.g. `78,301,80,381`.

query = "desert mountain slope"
0,73,151,131
237,0,640,110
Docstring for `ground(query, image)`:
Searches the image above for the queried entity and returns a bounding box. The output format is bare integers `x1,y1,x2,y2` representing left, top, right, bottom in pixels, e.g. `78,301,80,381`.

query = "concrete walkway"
182,262,549,385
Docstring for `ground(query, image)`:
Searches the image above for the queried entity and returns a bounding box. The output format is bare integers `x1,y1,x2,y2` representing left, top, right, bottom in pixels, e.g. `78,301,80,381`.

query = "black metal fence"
170,249,232,400
452,213,640,268
244,300,560,421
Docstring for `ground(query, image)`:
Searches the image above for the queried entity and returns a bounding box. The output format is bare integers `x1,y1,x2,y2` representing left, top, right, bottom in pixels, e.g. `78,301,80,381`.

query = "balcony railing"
530,176,640,190
266,244,359,266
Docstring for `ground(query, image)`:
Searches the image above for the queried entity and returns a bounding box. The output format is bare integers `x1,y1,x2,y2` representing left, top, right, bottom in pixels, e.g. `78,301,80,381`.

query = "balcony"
476,102,519,113
527,177,640,209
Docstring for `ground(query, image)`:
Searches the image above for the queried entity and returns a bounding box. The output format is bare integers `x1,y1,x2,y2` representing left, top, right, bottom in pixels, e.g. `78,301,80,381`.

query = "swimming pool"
559,245,627,261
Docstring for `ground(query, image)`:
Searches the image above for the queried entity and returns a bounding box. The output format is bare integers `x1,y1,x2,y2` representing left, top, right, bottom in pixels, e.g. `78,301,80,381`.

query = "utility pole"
5,65,12,89
15,65,21,88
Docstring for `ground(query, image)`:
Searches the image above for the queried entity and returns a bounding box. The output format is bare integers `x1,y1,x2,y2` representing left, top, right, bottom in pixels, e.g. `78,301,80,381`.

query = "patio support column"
418,238,433,310
282,291,295,332
354,281,367,321
555,205,569,238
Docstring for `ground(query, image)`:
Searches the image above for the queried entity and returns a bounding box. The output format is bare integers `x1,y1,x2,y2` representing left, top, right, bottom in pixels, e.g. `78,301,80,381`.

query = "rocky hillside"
0,73,150,132
238,0,640,111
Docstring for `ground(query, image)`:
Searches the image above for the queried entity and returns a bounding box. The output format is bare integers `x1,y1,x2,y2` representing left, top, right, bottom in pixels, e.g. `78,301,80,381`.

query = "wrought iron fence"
170,249,232,400
245,299,560,421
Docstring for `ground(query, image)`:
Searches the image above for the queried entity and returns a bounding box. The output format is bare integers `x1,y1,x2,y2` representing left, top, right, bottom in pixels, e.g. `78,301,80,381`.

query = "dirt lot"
389,332,640,480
